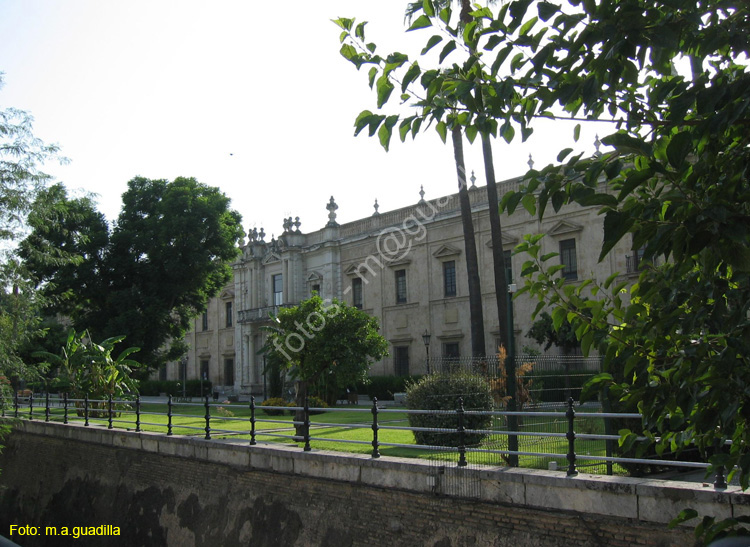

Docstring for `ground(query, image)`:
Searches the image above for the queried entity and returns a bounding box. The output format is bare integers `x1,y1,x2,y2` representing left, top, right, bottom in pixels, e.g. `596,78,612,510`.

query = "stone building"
167,170,641,397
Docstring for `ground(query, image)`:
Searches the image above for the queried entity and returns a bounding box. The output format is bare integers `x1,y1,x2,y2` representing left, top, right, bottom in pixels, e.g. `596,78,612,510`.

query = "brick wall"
0,421,726,546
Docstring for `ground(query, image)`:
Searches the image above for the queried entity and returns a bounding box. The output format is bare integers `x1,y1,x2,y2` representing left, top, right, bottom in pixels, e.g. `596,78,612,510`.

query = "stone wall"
1,421,746,546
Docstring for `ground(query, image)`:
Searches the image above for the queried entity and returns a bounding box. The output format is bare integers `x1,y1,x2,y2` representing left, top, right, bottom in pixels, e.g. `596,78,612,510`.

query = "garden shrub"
405,372,494,447
260,397,287,416
284,395,329,415
306,395,329,415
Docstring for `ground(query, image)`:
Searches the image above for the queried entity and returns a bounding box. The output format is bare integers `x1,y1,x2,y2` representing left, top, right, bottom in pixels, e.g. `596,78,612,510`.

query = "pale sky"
1,1,598,237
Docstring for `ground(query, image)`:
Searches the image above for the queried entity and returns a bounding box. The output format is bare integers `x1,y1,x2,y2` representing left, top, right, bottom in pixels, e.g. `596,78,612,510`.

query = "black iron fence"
0,391,728,489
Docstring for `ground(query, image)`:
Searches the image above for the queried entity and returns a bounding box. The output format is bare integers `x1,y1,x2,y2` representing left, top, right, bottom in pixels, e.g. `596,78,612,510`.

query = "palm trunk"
480,131,519,465
452,125,486,358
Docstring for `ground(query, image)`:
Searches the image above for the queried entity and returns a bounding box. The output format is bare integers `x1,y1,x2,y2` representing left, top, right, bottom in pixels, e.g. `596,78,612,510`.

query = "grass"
4,399,626,473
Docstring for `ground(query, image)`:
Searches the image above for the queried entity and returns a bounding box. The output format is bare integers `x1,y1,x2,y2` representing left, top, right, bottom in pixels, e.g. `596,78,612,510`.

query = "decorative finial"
594,134,602,156
258,227,266,242
326,196,339,227
373,199,380,216
527,154,534,170
294,217,301,233
470,170,477,189
418,185,426,204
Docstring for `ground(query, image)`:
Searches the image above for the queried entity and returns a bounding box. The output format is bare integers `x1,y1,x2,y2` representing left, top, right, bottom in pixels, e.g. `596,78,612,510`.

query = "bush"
306,395,329,415
260,397,287,416
405,372,494,447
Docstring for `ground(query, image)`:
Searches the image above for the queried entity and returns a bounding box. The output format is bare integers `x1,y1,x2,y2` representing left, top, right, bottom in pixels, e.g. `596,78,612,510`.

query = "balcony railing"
625,250,646,274
237,305,284,324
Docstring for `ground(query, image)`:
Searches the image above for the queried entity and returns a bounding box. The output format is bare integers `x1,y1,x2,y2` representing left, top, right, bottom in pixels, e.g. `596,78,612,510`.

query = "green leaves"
666,131,693,170
407,15,432,32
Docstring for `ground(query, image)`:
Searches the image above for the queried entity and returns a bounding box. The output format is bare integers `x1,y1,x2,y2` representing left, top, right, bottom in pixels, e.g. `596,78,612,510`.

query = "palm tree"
451,125,486,359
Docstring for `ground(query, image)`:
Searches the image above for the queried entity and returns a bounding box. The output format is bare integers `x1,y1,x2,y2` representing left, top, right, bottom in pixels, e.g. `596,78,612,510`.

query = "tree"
21,176,244,370
493,0,750,494
338,1,749,535
263,295,388,434
0,74,68,386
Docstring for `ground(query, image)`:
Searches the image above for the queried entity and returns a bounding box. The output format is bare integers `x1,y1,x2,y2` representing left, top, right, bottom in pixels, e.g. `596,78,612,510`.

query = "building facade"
168,173,641,396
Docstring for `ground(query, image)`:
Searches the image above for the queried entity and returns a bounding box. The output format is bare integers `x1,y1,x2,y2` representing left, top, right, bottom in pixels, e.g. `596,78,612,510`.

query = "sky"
0,1,599,238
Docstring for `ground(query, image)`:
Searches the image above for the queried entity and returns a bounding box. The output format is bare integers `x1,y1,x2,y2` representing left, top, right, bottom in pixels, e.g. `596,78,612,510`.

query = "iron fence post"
14,391,19,418
249,397,256,446
714,465,727,489
108,394,113,429
566,397,578,476
45,392,50,422
1,394,4,418
303,393,311,452
29,391,34,420
63,393,68,424
84,394,89,426
457,397,467,467
135,395,141,432
167,394,173,435
371,397,380,458
204,395,211,440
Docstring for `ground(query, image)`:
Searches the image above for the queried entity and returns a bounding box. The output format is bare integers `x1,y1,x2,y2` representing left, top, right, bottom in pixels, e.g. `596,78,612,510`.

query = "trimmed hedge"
405,372,493,447
527,369,597,403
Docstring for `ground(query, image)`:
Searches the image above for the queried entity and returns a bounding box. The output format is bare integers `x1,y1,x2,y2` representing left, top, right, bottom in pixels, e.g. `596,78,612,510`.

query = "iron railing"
0,391,728,489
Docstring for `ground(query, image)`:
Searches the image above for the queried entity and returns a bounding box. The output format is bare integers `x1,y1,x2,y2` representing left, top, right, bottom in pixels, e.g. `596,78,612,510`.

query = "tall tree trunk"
480,131,519,465
481,133,510,354
452,126,486,359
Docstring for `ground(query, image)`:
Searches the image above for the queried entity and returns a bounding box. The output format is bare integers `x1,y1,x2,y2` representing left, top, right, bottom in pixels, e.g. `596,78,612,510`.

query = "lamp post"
422,330,432,375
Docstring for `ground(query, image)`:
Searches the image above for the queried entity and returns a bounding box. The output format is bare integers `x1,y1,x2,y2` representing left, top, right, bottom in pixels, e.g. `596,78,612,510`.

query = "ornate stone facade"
171,174,640,396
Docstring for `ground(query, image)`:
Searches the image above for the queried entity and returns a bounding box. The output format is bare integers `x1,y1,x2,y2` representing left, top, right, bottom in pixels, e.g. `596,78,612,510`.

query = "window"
201,312,208,331
200,360,209,381
443,342,460,360
225,302,233,328
158,364,167,381
395,269,407,304
394,346,410,376
311,283,320,295
352,277,363,309
272,274,283,306
443,260,456,297
559,239,578,281
224,358,234,386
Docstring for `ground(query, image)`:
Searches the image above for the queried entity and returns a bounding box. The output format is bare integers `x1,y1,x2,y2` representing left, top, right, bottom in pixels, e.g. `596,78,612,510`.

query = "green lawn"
7,400,623,473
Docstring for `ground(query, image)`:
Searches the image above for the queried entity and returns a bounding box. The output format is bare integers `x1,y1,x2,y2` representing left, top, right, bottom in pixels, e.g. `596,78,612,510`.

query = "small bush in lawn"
405,372,494,447
285,396,329,415
306,395,329,415
260,397,288,416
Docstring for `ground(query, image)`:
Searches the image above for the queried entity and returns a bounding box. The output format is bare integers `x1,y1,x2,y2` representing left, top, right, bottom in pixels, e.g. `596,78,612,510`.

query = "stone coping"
12,420,749,526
